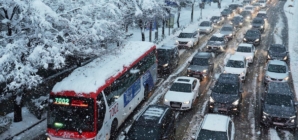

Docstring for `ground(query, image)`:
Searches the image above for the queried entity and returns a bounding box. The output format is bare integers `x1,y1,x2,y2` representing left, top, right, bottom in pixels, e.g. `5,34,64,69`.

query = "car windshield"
237,46,251,52
190,58,209,66
157,49,170,64
47,96,94,132
170,83,192,93
270,46,286,52
210,36,225,42
200,22,210,26
221,27,232,31
268,64,286,73
178,33,193,38
257,13,266,17
259,0,266,3
126,124,160,139
253,19,264,24
223,9,230,12
197,129,228,140
245,30,259,37
211,16,219,20
212,83,238,94
245,7,253,10
265,94,293,107
226,60,245,68
233,17,242,21
241,11,251,16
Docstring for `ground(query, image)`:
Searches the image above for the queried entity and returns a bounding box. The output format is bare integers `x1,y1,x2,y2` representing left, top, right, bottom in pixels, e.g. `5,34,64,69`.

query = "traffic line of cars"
122,0,296,139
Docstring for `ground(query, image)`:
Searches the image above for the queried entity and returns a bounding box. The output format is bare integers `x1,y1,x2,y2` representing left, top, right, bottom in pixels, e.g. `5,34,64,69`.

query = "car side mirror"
295,102,298,106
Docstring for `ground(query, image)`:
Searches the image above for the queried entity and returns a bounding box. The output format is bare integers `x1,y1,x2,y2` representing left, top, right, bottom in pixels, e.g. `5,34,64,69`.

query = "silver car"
206,33,228,52
219,24,236,40
264,60,290,84
187,52,214,81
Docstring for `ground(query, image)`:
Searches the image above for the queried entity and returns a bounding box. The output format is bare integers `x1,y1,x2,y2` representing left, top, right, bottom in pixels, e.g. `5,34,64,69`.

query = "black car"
208,73,243,115
267,44,288,61
261,82,298,129
229,4,240,13
157,44,180,74
187,52,214,81
256,11,268,21
221,9,233,18
240,10,252,20
251,17,265,33
243,29,261,46
124,105,176,140
230,15,244,28
210,16,224,25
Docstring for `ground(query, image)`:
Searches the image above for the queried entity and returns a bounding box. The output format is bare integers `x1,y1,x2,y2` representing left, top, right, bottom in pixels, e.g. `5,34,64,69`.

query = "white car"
175,28,200,49
194,114,235,140
224,54,248,82
234,43,256,64
198,21,214,34
264,60,290,84
163,76,200,110
244,5,254,13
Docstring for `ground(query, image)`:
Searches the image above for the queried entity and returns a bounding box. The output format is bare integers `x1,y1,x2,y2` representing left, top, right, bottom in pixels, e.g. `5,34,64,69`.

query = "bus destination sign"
54,97,70,105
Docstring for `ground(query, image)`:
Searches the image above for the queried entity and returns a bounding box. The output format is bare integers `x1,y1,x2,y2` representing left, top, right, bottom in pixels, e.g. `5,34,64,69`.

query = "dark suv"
124,105,176,140
208,73,243,115
187,52,214,81
267,44,288,61
261,82,298,129
157,44,180,74
243,29,261,46
251,17,265,33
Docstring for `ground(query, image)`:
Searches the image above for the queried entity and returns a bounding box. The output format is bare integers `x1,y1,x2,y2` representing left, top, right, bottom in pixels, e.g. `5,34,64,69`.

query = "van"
157,44,180,74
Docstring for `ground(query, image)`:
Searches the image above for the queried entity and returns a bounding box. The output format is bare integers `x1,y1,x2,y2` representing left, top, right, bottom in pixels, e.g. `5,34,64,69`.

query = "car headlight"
229,33,233,37
232,99,239,105
164,98,169,103
209,97,215,103
283,56,287,60
240,72,245,76
175,40,179,44
265,75,270,79
290,116,296,123
267,55,271,59
249,25,252,28
47,137,51,140
184,101,190,104
239,22,243,25
243,38,247,41
255,39,259,42
247,16,250,19
246,56,252,60
260,25,264,28
230,21,233,24
202,69,207,73
163,63,168,67
188,41,193,45
284,77,289,81
223,70,226,73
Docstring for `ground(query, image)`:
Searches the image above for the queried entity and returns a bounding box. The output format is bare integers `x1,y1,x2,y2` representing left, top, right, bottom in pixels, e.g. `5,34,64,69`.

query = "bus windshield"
47,96,94,132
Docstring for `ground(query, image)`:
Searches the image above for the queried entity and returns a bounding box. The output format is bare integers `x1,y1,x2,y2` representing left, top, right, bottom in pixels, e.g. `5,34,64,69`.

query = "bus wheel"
144,86,149,101
110,120,118,139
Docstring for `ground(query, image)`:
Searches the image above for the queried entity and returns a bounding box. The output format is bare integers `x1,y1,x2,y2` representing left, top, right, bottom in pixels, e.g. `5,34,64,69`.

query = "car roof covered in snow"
194,52,212,59
238,43,253,48
258,11,267,14
267,82,292,96
52,41,155,94
229,54,245,61
158,44,177,50
174,76,197,84
267,60,287,66
212,33,226,38
217,73,239,84
136,105,169,124
201,114,230,132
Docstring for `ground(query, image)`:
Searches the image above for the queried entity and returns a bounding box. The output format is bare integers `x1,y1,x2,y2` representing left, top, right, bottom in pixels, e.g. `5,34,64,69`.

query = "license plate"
171,104,180,107
218,108,227,111
273,122,284,126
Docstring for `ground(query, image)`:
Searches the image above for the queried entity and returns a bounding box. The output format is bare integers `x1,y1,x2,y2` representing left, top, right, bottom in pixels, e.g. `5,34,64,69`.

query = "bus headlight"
209,97,215,103
232,99,239,105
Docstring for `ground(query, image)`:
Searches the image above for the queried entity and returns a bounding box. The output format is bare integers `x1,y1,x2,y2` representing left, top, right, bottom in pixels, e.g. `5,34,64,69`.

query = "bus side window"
97,94,106,131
